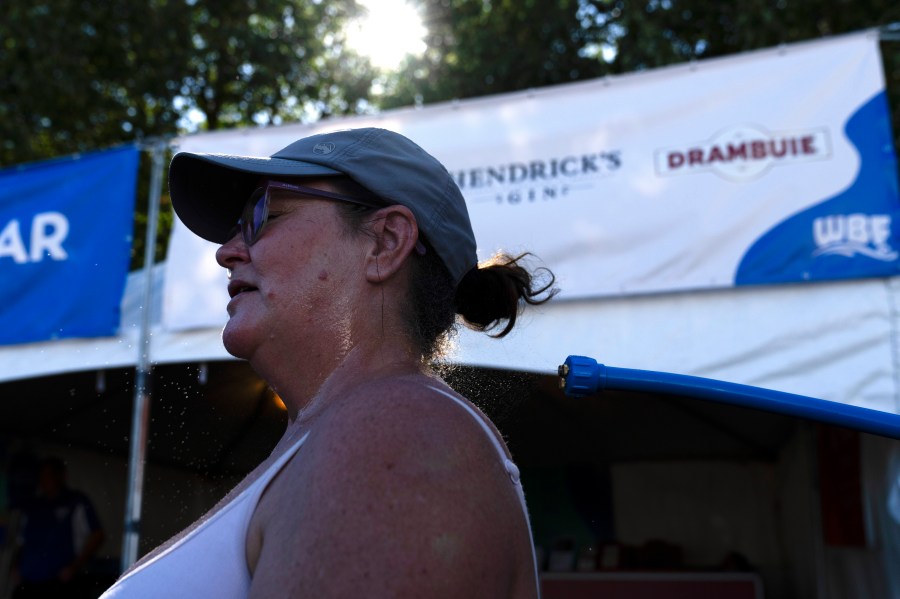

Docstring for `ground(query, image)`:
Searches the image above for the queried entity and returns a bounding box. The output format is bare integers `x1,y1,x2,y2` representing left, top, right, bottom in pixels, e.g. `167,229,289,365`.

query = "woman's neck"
273,336,426,423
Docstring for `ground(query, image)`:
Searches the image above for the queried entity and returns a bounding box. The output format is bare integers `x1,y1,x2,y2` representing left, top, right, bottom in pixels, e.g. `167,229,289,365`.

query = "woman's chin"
221,322,255,360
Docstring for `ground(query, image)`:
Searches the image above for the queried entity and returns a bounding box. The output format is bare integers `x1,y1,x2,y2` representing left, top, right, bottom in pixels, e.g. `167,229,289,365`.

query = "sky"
345,0,427,70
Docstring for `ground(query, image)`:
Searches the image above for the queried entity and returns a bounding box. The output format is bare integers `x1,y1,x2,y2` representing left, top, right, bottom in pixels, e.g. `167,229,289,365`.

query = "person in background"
12,457,105,599
101,127,556,598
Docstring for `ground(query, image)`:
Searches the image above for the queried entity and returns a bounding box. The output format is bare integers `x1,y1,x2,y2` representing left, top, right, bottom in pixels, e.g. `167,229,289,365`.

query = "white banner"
164,31,899,332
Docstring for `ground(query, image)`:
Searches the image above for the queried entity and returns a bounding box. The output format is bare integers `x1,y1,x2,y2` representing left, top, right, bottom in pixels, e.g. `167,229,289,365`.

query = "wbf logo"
812,214,898,262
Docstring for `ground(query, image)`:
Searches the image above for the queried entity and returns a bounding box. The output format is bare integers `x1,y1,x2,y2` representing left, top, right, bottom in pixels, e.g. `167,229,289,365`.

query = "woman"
102,127,555,598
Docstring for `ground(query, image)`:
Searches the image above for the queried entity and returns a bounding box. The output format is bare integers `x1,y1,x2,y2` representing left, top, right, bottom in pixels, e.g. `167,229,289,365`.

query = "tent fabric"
1,262,898,416
453,276,900,414
0,263,236,381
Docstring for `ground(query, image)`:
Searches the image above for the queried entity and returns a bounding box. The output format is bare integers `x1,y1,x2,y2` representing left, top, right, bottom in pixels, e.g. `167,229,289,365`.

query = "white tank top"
100,385,539,597
99,430,311,599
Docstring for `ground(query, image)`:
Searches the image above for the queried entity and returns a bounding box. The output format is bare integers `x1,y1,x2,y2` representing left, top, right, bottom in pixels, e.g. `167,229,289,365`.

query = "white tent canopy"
2,262,898,415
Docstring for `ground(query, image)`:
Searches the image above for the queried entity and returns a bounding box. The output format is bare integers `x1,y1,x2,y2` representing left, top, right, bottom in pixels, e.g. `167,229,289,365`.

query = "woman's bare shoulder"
248,374,522,598
299,374,508,488
326,374,491,437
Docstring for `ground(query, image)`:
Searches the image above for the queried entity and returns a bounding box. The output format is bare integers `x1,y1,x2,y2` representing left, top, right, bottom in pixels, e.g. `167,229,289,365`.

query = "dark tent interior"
0,362,896,598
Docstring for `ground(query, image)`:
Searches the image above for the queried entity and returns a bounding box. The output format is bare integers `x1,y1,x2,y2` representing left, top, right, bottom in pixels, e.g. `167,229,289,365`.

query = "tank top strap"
423,384,522,485
423,383,540,595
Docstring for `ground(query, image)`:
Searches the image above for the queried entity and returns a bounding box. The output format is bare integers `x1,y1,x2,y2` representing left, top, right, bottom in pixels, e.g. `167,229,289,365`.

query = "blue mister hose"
558,355,900,440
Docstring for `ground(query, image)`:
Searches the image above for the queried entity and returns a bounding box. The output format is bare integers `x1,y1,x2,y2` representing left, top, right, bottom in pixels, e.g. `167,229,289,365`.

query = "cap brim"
169,152,343,243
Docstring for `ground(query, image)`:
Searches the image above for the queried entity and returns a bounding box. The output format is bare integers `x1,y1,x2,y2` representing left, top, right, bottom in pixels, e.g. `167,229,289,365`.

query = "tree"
379,0,609,108
173,0,376,130
0,0,375,166
0,0,377,266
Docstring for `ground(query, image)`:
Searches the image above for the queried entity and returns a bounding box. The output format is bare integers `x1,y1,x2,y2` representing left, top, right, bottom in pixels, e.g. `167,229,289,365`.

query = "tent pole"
121,140,165,572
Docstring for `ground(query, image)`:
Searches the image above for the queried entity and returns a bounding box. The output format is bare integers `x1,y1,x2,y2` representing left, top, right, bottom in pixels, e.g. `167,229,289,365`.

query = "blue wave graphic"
735,91,900,286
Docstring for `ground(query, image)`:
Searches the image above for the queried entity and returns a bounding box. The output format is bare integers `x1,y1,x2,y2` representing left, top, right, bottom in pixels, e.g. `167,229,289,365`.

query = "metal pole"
121,141,165,572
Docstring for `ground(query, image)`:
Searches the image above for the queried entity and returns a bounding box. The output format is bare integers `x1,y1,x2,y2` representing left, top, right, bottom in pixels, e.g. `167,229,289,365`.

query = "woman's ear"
364,205,419,283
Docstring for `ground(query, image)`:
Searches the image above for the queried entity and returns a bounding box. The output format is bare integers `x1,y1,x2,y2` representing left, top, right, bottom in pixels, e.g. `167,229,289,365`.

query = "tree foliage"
0,0,375,167
379,0,608,106
381,0,900,148
0,0,376,266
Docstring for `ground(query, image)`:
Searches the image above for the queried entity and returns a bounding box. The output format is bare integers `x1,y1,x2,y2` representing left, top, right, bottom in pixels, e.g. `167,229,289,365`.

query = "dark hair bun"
454,253,558,338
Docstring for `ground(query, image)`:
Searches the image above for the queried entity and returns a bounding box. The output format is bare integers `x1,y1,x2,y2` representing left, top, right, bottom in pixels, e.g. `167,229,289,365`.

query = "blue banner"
0,146,139,345
735,91,900,285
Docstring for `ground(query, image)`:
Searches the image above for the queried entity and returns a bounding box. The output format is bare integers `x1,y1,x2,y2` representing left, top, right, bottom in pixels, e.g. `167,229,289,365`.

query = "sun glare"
346,0,427,70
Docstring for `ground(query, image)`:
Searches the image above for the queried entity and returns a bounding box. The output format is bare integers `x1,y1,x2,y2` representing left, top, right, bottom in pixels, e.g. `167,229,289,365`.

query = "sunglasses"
235,180,384,246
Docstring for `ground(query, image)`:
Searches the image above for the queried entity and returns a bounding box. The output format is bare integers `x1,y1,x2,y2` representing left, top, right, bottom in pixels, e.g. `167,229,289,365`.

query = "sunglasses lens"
241,188,267,245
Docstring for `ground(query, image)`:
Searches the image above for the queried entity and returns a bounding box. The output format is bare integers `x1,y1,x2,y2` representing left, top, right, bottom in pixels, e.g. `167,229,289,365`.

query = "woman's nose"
216,232,250,270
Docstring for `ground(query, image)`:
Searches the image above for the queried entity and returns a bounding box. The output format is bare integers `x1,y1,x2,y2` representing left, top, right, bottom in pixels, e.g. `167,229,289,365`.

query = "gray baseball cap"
169,127,477,283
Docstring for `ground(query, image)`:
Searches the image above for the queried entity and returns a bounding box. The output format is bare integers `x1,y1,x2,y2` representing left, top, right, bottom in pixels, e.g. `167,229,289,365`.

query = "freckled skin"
216,194,366,398
431,533,462,565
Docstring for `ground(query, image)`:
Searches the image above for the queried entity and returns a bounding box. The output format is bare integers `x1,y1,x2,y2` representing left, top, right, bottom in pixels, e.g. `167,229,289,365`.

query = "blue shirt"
19,488,102,582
